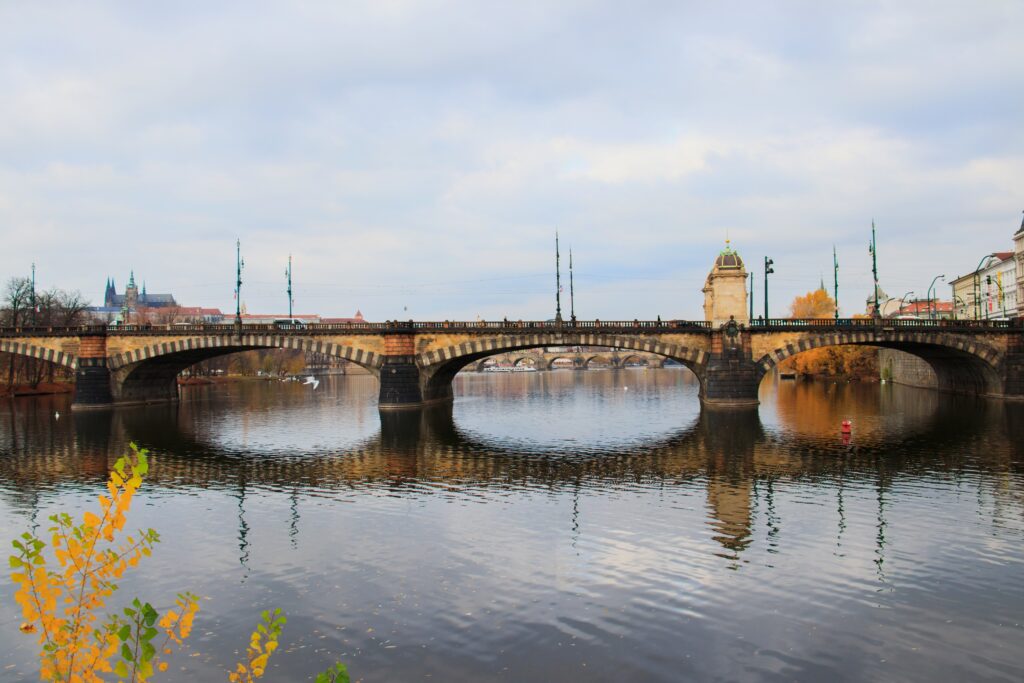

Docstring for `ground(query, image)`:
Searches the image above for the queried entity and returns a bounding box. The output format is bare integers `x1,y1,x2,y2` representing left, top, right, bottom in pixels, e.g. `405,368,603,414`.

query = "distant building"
865,287,903,317
895,300,955,320
175,307,225,323
950,252,1016,320
103,271,177,309
320,310,366,324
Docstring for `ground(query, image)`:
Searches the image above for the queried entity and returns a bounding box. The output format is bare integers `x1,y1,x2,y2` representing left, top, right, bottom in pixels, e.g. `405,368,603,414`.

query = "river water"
1,368,1022,682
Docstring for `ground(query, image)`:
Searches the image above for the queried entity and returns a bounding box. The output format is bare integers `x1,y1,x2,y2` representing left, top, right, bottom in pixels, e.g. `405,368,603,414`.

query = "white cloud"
0,1,1021,320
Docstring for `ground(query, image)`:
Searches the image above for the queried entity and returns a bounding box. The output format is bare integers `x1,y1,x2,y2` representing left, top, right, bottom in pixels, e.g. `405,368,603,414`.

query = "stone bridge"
1,318,1022,411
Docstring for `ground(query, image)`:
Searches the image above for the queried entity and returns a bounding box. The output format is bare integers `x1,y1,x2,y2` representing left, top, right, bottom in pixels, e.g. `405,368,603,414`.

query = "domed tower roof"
714,241,744,270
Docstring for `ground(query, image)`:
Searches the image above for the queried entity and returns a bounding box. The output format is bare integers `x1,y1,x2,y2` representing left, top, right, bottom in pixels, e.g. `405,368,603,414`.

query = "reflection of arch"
512,355,542,368
0,340,76,369
109,335,383,403
755,331,1006,396
417,334,707,403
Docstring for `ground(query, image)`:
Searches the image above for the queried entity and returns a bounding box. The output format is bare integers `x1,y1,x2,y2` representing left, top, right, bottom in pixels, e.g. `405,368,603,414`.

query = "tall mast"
870,220,879,316
555,232,563,323
234,239,245,329
569,248,575,321
833,245,839,322
286,254,293,318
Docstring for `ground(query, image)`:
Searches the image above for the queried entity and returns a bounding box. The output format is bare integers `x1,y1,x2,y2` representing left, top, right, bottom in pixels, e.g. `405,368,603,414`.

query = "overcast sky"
2,1,1022,320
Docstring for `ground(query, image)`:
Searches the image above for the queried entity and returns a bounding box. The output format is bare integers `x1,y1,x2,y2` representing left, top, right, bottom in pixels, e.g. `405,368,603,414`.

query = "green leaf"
118,624,131,642
121,643,134,662
114,661,129,678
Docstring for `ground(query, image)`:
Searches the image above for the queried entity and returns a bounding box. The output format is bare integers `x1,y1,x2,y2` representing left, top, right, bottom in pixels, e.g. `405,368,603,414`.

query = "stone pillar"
73,332,113,409
378,333,425,409
999,331,1024,398
701,327,760,408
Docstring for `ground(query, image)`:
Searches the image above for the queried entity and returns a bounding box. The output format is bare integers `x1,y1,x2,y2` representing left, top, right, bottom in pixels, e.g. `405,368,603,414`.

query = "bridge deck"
0,317,1017,337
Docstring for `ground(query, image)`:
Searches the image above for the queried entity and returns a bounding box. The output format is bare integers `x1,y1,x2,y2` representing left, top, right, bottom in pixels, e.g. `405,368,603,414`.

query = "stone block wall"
878,349,937,389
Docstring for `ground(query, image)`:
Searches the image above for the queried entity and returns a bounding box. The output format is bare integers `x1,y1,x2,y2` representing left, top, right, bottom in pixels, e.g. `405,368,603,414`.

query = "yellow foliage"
229,609,287,683
8,444,200,682
782,291,877,378
789,288,836,319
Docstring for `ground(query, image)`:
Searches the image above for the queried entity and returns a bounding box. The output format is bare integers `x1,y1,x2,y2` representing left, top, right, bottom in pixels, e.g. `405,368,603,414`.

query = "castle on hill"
103,271,177,310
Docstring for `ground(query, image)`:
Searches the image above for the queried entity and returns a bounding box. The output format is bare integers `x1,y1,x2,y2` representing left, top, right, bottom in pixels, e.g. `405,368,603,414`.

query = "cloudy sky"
2,1,1022,320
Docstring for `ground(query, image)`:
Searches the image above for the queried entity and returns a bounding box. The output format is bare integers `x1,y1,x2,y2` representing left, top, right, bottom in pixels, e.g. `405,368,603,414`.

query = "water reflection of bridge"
2,397,1023,562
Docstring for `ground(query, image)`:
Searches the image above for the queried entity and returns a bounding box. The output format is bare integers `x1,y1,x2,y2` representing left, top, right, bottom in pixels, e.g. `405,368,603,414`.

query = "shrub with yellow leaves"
9,443,199,682
9,443,350,682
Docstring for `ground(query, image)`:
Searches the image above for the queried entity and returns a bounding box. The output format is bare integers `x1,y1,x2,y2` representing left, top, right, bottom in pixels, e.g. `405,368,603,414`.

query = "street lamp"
764,256,774,320
986,274,1007,319
897,291,914,317
234,239,245,333
973,253,996,320
953,295,968,320
927,274,945,320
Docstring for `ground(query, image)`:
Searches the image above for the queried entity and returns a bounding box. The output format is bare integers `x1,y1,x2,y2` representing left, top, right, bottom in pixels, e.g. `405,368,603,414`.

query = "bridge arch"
0,340,77,370
619,354,650,368
545,355,577,370
109,334,384,403
755,330,1006,397
416,333,708,404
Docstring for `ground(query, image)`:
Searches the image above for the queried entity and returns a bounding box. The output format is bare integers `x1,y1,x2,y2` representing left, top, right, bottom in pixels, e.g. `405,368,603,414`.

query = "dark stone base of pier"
378,357,426,410
72,360,114,409
700,356,760,408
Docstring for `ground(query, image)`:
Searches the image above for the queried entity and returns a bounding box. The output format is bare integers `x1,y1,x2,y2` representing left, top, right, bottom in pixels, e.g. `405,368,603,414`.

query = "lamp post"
897,291,914,317
749,269,754,322
833,245,839,322
234,239,245,334
285,254,293,319
764,256,774,320
972,253,996,320
869,221,880,317
569,247,576,324
953,295,967,320
554,232,563,324
926,274,945,320
986,274,1007,319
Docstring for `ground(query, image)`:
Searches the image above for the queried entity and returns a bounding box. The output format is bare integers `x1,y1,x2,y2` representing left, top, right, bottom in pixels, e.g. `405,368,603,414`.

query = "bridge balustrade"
0,318,1019,337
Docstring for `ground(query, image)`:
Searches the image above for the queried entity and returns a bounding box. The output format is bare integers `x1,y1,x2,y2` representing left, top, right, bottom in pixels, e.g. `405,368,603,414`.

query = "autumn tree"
789,288,836,319
780,290,878,379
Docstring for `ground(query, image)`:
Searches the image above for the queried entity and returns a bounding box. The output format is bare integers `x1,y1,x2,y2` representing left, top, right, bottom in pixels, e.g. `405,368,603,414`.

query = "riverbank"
0,382,74,398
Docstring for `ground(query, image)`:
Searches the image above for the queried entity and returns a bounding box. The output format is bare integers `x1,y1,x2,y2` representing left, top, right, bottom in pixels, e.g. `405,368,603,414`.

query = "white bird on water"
54,411,60,419
303,376,320,390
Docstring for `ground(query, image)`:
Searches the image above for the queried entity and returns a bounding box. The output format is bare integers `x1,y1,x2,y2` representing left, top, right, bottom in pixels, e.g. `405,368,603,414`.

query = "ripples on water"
1,368,1023,682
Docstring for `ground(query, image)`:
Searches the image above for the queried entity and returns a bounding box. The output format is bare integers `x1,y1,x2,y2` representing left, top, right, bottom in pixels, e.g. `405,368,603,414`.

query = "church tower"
702,241,749,327
125,270,139,310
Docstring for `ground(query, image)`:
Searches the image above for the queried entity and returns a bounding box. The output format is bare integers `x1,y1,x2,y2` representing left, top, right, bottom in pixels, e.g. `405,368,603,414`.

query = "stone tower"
702,241,749,327
124,270,139,310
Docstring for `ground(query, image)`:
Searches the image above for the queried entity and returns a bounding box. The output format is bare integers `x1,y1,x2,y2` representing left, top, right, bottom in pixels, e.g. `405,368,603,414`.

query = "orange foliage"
789,288,836,319
781,291,877,379
9,445,199,682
